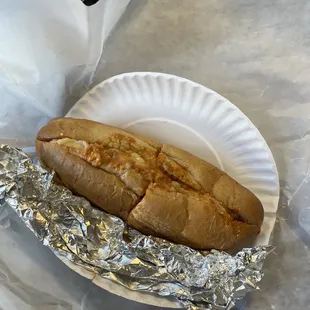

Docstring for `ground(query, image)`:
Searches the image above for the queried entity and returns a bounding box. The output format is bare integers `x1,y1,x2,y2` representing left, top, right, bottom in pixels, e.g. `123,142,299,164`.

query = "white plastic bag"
2,1,310,309
0,0,130,143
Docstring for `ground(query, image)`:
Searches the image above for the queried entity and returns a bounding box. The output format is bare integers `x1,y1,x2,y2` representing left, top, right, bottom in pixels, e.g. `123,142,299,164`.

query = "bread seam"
161,147,205,189
158,148,251,225
180,196,190,235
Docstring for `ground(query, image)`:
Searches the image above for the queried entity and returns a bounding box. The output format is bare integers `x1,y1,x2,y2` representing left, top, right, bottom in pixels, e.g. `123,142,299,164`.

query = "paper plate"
65,72,279,307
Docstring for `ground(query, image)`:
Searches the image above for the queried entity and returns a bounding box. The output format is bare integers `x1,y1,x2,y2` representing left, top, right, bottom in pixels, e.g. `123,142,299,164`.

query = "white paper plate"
65,72,279,308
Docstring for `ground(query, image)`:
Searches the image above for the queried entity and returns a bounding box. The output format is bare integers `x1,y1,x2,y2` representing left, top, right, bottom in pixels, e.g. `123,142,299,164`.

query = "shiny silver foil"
0,145,274,309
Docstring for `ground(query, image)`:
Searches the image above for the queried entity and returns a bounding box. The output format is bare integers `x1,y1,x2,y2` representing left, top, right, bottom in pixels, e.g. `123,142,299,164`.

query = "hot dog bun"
36,118,264,250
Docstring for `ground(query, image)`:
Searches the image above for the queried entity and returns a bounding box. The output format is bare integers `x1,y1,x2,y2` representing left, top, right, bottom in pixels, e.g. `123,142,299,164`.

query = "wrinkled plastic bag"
1,1,310,310
0,0,130,143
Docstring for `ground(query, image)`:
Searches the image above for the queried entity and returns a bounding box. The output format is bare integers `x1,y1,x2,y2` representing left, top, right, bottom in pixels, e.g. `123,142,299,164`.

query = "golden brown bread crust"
36,117,264,250
36,140,139,220
127,185,259,250
161,145,264,226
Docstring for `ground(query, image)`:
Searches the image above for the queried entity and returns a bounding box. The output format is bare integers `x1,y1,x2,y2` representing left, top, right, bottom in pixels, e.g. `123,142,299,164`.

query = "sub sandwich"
36,118,264,251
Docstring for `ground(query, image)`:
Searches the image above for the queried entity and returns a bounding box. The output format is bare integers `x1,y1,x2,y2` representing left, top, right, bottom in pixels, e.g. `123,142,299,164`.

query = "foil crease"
0,145,273,309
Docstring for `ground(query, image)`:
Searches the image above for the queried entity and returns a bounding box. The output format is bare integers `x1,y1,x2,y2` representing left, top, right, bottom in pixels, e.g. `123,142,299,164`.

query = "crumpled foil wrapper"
0,145,274,309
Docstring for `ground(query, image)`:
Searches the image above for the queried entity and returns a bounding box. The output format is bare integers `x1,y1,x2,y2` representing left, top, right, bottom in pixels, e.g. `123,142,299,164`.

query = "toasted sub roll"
36,118,264,250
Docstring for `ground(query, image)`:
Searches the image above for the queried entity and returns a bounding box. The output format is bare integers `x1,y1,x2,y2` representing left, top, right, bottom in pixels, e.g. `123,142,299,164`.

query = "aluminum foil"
0,144,273,309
